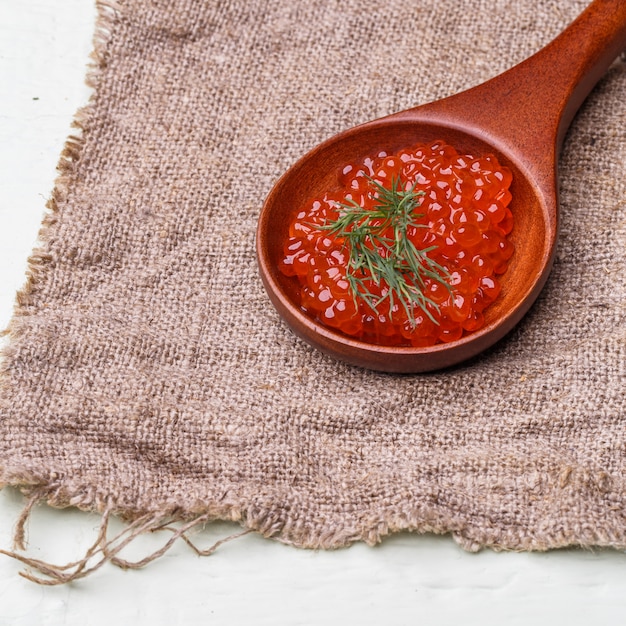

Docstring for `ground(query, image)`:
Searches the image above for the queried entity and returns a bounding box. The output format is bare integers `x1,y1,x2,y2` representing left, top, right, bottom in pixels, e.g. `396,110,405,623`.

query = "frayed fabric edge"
0,488,253,585
0,0,120,344
2,475,626,585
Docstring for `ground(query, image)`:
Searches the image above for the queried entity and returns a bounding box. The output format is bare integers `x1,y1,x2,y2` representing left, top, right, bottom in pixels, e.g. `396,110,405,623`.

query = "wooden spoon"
256,0,626,373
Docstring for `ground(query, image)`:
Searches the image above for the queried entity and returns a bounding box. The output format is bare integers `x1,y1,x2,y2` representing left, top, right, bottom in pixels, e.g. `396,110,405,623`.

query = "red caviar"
279,140,514,347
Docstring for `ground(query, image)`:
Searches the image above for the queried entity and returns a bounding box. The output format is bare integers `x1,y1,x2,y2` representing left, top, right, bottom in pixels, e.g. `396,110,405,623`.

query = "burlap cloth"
1,0,625,582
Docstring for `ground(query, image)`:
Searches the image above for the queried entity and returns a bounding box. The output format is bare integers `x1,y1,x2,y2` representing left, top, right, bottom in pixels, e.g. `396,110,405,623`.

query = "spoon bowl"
257,0,626,373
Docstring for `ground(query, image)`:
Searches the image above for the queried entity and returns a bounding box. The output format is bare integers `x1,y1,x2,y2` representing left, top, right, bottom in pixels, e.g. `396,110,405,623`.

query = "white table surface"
0,2,625,624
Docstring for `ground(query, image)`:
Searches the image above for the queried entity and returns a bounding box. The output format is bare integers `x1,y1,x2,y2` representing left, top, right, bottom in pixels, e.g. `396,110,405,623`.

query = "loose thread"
104,512,212,570
1,497,159,585
104,515,253,569
165,525,254,558
1,496,254,584
12,489,43,551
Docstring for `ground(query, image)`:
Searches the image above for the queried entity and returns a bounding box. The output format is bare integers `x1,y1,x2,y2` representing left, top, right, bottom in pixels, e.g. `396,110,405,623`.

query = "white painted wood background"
0,1,624,623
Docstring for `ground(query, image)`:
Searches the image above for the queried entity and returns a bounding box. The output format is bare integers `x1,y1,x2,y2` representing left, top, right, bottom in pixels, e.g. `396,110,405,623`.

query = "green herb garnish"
322,176,451,327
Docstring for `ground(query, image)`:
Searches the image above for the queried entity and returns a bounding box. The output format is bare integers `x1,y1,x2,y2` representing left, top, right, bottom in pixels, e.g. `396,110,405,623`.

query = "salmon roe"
279,140,514,347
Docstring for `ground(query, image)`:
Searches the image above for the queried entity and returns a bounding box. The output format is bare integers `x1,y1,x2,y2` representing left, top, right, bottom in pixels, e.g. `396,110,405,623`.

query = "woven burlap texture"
1,0,625,581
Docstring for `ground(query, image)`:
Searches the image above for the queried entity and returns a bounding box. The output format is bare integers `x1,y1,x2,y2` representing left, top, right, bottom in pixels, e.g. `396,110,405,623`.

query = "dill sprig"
322,176,451,327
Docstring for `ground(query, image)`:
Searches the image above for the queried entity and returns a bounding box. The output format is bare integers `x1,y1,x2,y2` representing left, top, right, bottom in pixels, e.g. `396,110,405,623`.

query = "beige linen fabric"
1,0,625,580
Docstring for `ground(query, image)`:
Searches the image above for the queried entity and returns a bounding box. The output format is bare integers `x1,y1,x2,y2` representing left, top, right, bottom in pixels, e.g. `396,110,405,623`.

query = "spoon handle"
402,0,626,172
483,0,626,149
543,0,626,146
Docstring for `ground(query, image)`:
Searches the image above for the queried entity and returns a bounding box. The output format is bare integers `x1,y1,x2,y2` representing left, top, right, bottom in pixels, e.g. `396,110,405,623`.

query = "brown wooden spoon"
256,0,626,373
